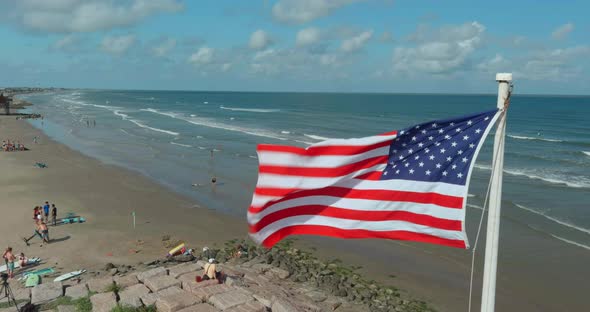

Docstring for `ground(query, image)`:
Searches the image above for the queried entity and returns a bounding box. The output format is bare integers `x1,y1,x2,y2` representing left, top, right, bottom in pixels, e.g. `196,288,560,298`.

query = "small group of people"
1,139,27,151
34,202,57,226
2,247,29,279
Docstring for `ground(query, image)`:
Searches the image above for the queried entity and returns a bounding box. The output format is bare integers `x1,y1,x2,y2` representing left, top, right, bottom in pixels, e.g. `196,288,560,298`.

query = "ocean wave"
219,106,280,113
466,203,483,210
141,108,287,141
507,134,563,143
128,119,179,136
304,134,333,141
515,204,590,236
197,146,206,150
281,131,291,134
583,151,590,157
113,110,129,120
550,234,590,251
249,155,258,159
474,164,590,189
170,142,192,148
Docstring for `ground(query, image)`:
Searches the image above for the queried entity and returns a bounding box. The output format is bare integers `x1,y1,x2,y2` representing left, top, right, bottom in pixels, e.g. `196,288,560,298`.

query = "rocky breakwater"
1,239,434,312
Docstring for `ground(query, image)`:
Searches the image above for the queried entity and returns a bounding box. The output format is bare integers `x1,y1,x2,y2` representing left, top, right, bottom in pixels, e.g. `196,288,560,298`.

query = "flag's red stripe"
353,171,383,180
249,206,462,233
258,155,388,177
254,187,299,196
261,225,466,249
379,130,398,136
257,139,392,156
250,186,464,213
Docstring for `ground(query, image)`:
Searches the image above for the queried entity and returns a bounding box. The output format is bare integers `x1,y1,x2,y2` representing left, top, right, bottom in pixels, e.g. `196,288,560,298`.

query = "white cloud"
272,0,360,24
393,21,485,74
221,63,232,72
249,29,272,50
296,27,321,46
11,0,183,33
477,54,511,74
379,31,393,43
341,30,373,52
551,23,574,40
188,47,214,65
100,35,136,54
152,37,176,57
52,34,77,50
519,46,590,80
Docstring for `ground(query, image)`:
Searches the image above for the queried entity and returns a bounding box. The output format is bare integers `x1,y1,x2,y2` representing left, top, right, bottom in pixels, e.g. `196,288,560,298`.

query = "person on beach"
18,252,28,267
51,204,57,226
39,222,49,244
33,206,39,221
23,220,44,246
43,201,50,223
33,136,38,144
198,258,220,282
2,247,16,278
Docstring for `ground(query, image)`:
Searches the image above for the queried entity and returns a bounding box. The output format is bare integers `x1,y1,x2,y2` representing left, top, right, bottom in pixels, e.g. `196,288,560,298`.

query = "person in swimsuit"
2,247,16,278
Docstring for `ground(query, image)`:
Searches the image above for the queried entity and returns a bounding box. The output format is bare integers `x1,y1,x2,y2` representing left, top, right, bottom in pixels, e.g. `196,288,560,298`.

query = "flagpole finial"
495,73,512,82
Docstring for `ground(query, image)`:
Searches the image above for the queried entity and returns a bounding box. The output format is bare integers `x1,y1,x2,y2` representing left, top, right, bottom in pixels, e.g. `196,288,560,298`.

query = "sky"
0,0,589,95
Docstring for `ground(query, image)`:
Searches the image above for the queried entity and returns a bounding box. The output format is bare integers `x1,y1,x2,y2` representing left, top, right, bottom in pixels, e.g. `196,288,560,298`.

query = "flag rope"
467,96,510,312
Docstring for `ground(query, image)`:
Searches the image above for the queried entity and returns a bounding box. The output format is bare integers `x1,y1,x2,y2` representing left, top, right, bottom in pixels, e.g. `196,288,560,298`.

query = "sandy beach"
0,114,246,275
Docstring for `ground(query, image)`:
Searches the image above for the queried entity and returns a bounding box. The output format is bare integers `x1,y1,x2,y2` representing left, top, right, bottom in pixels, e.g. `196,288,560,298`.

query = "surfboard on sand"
167,243,185,257
19,267,55,280
25,274,40,287
0,257,41,273
54,269,86,282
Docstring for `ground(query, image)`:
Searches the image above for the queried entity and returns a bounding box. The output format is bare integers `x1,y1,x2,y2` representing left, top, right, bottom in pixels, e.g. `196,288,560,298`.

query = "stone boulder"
31,282,63,305
144,275,181,292
90,292,117,312
137,267,167,282
119,284,151,308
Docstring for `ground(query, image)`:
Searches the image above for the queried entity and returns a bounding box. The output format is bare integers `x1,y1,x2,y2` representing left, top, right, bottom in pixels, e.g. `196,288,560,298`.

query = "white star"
440,148,446,154
429,155,435,160
435,142,441,147
467,120,473,125
484,116,489,121
384,171,388,175
414,155,420,160
421,129,427,134
424,148,430,153
451,141,457,147
395,170,400,174
442,171,448,176
462,157,468,163
445,135,451,140
404,163,410,167
446,156,452,162
412,136,417,141
450,122,455,126
415,125,420,129
452,164,457,170
398,155,404,160
419,162,424,167
463,135,470,141
409,169,415,174
402,143,407,147
455,128,462,133
438,129,444,134
431,123,437,128
457,150,463,155
435,163,442,168
457,173,463,178
428,136,434,141
400,130,405,135
418,142,424,148
408,148,414,154
425,170,431,175
475,128,482,134
469,143,475,149
392,149,398,154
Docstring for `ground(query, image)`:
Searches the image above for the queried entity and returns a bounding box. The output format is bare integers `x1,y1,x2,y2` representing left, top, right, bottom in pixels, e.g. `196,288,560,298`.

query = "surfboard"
53,269,86,282
0,257,41,273
20,267,55,280
25,274,40,287
167,243,185,257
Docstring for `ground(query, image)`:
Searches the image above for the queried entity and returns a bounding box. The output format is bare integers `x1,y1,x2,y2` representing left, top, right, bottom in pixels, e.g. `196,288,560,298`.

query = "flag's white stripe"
247,196,463,224
256,164,387,189
308,134,397,147
253,176,465,204
258,146,390,168
250,215,465,243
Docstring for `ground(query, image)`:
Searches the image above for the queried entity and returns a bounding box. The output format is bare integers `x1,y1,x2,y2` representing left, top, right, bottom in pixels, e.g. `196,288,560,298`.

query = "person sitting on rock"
197,258,223,283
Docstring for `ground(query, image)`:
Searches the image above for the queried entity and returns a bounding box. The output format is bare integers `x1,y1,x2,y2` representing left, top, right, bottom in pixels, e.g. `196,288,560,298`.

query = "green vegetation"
111,305,157,312
38,296,73,311
105,283,121,293
0,299,28,309
73,297,92,312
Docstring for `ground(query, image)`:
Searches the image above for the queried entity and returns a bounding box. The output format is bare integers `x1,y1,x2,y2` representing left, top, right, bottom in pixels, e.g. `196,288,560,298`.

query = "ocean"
19,90,590,253
17,90,590,310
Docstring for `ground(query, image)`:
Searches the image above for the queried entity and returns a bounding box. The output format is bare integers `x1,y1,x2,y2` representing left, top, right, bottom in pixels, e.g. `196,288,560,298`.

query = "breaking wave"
304,134,332,141
583,151,590,157
219,106,280,113
515,204,590,236
507,134,563,143
170,142,192,148
474,164,589,189
128,119,179,136
550,234,590,251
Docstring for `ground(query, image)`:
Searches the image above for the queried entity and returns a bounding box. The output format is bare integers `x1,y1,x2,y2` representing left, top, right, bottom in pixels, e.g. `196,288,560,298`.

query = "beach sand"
0,115,246,275
1,115,588,312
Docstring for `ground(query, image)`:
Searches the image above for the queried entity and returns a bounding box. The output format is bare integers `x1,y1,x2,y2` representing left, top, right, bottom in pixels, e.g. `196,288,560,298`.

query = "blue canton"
381,109,498,186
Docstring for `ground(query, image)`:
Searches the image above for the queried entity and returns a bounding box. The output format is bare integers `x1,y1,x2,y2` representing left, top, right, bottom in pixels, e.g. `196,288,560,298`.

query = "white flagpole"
480,73,512,312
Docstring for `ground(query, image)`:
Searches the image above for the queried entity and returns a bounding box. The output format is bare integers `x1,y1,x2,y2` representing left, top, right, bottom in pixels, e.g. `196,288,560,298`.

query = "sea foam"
220,106,280,113
508,134,563,143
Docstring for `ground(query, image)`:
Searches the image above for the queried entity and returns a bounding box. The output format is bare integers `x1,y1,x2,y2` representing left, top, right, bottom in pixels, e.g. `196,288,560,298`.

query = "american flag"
248,109,500,248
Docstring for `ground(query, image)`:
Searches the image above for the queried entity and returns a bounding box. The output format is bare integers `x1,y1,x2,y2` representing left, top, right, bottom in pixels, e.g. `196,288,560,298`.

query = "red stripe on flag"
258,155,388,177
250,186,464,213
260,225,467,249
249,206,462,233
257,140,392,156
353,171,383,180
